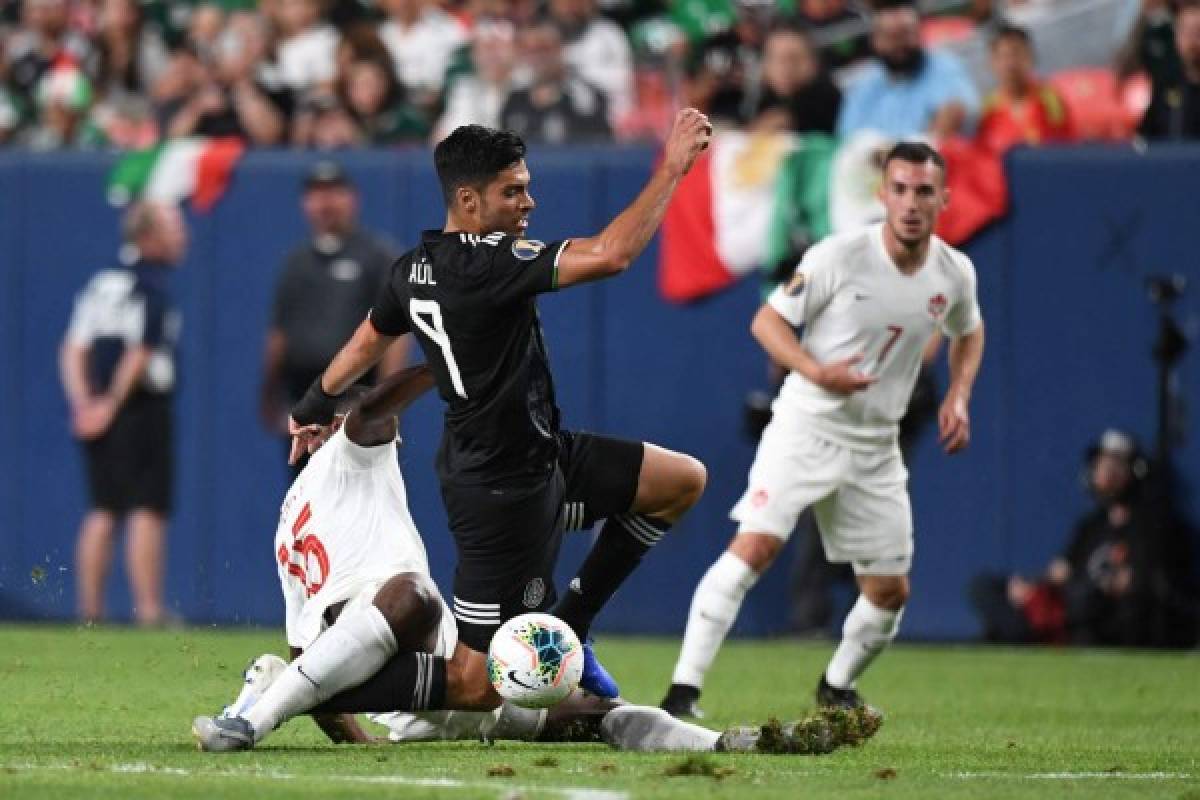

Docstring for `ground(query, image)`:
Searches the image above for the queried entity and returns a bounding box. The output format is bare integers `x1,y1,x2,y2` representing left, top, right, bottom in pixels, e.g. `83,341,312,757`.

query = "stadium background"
0,142,1196,639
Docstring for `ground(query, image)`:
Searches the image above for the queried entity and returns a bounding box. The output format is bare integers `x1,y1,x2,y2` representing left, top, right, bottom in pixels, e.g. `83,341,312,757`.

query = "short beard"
881,47,926,78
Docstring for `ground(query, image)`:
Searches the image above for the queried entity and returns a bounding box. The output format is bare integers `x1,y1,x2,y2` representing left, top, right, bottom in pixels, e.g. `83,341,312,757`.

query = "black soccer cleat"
660,683,705,719
816,674,865,710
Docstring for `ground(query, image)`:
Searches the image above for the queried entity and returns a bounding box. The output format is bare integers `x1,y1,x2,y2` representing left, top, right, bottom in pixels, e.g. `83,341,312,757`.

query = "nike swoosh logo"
506,670,541,691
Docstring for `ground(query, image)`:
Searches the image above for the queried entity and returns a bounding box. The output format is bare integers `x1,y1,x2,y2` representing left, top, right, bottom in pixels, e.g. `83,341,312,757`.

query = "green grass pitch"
1,625,1197,799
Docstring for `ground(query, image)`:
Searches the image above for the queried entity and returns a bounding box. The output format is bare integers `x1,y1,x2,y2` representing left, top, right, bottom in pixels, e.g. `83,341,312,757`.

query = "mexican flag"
659,130,1007,304
659,131,795,303
107,137,245,211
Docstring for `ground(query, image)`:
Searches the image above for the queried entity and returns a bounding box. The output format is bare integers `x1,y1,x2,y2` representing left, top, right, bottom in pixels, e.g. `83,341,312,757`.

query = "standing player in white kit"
662,142,986,717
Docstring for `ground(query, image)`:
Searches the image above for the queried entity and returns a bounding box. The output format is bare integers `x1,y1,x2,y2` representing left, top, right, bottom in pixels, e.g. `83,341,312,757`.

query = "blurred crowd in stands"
1,0,1197,150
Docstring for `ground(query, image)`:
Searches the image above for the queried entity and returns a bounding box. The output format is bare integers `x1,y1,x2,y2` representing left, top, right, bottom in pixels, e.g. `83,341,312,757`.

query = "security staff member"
60,201,184,625
260,161,407,456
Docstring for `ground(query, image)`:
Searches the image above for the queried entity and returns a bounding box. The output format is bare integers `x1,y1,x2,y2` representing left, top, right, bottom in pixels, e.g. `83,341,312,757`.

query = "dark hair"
767,16,814,38
872,0,920,16
990,23,1032,50
433,125,527,205
882,141,946,175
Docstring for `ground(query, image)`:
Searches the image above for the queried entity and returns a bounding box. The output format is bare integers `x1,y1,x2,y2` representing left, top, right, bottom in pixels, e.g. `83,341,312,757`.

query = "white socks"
671,552,759,689
825,595,904,690
245,604,398,741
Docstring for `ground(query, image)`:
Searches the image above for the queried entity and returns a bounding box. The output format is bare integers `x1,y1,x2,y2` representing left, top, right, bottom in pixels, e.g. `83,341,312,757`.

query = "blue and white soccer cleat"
220,653,287,719
579,639,620,699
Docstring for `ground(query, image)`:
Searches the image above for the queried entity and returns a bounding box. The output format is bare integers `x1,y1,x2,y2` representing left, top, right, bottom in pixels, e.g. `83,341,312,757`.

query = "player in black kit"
290,108,712,708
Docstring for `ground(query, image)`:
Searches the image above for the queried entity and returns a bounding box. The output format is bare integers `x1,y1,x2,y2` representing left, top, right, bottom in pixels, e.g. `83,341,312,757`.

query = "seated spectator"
19,62,106,148
1116,0,1182,86
1140,0,1200,140
181,4,227,63
969,430,1190,648
681,0,772,127
377,0,466,112
94,0,168,99
335,21,394,77
500,16,610,144
549,0,634,126
164,14,285,145
836,0,979,139
433,19,515,141
976,24,1073,154
336,54,428,144
92,0,167,148
5,0,97,123
150,5,225,112
291,89,362,148
750,18,840,133
273,0,339,94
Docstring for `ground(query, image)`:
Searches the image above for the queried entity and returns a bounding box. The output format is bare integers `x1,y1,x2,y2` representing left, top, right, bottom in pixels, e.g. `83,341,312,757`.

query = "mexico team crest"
523,577,547,608
512,239,546,261
786,270,807,296
927,293,948,318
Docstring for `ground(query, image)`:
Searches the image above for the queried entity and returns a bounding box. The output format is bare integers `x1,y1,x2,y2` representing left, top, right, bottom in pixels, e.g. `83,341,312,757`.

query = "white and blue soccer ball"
487,612,583,708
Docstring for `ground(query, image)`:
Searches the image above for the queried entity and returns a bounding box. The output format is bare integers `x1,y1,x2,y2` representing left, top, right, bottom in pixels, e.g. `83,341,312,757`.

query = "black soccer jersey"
370,230,569,486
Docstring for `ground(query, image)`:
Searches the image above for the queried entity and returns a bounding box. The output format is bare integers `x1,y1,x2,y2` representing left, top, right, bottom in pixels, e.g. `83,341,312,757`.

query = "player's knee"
660,453,706,516
678,455,707,509
864,577,909,611
373,573,442,651
728,534,781,573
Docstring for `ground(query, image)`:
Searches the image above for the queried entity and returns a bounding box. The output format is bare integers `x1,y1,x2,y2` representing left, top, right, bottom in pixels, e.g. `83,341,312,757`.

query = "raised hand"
288,416,329,465
663,108,712,178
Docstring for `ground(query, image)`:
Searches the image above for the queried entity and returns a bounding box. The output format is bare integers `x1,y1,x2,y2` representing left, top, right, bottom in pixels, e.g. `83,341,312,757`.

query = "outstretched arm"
555,108,711,288
289,318,397,462
344,364,435,445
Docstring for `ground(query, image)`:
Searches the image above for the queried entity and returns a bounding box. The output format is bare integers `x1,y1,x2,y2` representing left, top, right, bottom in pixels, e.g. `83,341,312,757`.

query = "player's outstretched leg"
818,574,908,710
554,444,706,698
661,532,778,718
194,573,449,751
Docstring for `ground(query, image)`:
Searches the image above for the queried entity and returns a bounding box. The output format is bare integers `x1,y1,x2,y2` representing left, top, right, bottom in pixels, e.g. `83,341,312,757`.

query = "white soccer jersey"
275,426,433,649
768,223,982,450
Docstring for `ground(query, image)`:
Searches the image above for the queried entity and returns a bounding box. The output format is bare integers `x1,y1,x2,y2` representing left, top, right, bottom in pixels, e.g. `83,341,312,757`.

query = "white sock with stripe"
671,551,759,689
244,604,397,741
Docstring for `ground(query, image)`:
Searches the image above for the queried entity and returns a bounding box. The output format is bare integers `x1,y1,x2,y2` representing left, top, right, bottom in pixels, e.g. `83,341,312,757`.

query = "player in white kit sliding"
661,142,986,717
193,365,881,753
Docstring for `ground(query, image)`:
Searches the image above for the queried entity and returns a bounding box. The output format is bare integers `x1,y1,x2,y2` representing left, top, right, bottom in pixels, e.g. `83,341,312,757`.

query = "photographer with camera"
969,429,1192,647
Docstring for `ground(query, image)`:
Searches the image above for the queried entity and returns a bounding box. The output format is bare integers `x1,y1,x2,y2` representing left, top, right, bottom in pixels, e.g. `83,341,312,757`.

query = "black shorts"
83,392,172,515
442,431,644,651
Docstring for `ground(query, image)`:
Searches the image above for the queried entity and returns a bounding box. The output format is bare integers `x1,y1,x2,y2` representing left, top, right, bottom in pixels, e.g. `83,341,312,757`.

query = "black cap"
303,160,351,190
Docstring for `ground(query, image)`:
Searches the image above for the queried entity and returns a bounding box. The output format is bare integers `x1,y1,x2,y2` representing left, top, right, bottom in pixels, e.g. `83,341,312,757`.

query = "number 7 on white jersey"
410,299,468,399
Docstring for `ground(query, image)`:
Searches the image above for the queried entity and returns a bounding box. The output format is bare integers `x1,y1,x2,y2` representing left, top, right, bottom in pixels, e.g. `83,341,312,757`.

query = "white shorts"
730,417,913,574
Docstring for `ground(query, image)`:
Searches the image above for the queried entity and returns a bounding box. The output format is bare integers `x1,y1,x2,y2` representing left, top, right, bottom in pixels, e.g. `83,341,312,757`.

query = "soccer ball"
487,613,583,708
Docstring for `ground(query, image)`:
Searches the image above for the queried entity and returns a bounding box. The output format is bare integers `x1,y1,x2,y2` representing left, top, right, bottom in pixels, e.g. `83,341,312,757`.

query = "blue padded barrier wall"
0,145,1196,639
